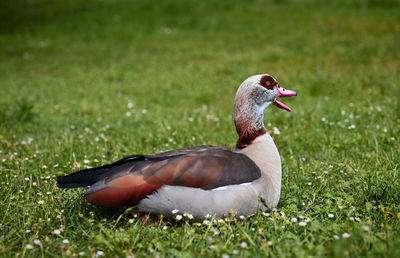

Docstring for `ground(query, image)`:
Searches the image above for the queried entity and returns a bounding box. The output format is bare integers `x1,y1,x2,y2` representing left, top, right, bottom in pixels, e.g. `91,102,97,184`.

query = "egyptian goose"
57,74,297,218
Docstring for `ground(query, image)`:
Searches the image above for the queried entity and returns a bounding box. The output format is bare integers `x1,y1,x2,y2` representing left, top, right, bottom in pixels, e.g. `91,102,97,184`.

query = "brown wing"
84,146,261,207
141,148,261,189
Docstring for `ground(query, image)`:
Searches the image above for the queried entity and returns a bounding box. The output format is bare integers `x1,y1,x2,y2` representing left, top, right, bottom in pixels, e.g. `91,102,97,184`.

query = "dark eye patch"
259,75,275,90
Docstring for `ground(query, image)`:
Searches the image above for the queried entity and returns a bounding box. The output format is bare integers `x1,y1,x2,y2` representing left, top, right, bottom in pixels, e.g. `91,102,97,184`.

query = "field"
0,0,399,256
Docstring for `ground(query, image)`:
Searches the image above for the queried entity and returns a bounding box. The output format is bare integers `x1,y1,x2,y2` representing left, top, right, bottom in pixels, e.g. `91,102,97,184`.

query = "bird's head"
234,74,297,115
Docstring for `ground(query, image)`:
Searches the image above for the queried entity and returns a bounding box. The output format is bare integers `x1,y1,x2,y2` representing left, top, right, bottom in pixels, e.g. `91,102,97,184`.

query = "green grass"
0,0,399,256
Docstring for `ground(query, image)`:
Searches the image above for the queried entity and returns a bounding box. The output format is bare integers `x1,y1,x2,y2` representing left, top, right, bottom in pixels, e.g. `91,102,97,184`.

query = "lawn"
0,0,399,256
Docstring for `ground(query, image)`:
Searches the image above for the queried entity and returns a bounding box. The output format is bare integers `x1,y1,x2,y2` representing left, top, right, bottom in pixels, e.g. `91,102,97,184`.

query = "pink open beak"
273,86,297,112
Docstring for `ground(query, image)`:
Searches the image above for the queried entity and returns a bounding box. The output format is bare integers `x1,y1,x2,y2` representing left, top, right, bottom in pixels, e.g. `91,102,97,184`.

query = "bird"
57,74,297,219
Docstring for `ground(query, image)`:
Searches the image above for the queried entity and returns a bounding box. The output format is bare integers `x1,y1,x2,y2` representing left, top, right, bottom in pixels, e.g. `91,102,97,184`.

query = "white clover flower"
299,221,307,226
171,209,179,214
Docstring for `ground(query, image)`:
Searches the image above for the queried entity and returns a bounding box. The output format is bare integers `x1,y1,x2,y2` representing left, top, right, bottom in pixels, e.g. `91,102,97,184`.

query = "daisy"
342,232,350,238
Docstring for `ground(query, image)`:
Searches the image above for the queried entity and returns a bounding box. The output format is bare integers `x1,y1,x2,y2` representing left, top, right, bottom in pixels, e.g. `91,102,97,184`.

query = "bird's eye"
259,75,275,90
265,81,274,89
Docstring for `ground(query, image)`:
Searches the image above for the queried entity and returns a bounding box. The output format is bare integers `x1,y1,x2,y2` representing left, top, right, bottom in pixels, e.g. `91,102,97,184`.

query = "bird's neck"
233,100,270,149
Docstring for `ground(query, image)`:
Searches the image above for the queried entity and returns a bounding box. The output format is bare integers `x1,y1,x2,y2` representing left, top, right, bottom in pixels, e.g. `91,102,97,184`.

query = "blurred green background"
0,0,399,256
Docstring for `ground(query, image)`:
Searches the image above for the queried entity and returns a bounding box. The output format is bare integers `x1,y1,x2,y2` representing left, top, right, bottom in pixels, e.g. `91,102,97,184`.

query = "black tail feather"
57,155,146,188
57,167,109,188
